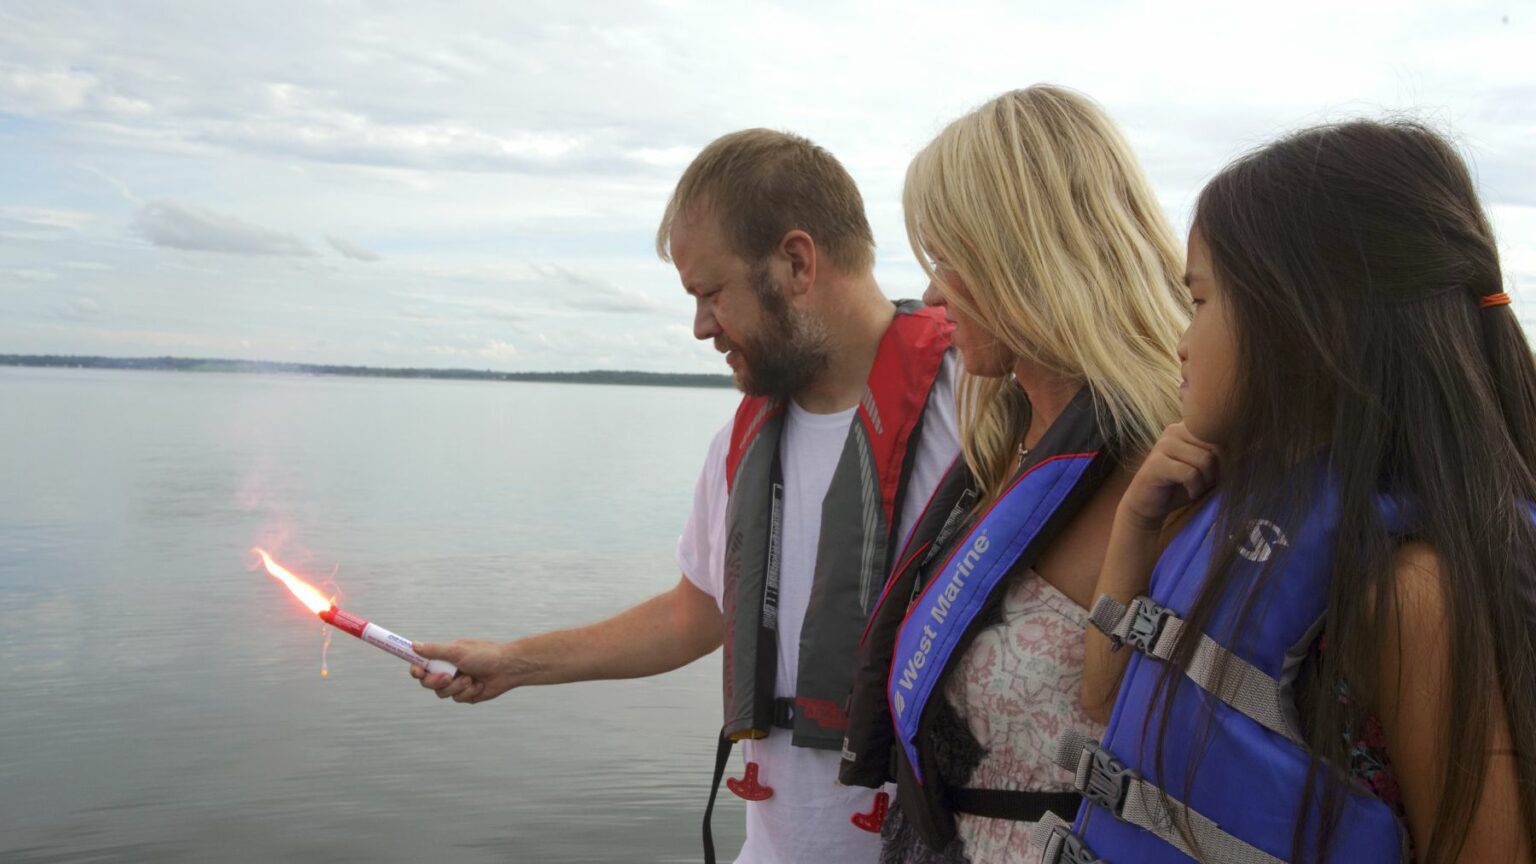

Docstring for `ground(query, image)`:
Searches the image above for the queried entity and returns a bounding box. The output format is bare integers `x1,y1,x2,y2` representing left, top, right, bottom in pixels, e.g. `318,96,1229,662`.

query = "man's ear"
779,229,817,298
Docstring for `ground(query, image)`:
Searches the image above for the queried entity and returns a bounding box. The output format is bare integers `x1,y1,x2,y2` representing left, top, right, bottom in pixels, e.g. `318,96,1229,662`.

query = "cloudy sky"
2,0,1532,373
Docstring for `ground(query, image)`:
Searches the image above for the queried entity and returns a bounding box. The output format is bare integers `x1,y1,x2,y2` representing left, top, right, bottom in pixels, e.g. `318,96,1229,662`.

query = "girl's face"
1179,229,1241,444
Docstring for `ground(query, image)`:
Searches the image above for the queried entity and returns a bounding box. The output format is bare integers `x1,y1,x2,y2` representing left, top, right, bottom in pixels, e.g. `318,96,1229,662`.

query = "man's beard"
727,262,831,399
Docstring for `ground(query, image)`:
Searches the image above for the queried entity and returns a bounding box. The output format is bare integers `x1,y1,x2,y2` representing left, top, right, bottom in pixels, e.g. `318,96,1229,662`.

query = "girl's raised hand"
1119,423,1220,532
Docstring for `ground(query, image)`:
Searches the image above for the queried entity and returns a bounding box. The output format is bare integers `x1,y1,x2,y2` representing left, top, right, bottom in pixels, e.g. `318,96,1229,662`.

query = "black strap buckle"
1123,597,1171,654
1080,742,1138,817
771,697,796,729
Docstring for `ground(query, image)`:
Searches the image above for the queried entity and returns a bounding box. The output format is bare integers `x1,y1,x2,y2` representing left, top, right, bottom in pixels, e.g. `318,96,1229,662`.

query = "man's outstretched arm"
410,574,723,704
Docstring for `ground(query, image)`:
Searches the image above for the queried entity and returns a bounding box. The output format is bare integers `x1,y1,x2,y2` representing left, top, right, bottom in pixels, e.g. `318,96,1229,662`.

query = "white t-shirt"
677,351,960,864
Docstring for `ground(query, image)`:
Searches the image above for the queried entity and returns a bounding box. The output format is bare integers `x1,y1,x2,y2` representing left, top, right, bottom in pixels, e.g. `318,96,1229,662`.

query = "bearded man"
414,129,959,864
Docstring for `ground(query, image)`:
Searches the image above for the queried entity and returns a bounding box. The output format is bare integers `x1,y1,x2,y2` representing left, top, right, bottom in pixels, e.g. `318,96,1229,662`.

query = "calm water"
0,367,747,863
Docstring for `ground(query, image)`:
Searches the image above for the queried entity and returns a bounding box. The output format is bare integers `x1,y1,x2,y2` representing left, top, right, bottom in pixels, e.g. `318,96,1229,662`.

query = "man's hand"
406,575,723,706
410,639,531,704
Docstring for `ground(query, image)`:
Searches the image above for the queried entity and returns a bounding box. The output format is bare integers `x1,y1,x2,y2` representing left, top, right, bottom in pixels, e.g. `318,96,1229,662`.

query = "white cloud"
0,68,97,112
0,207,93,232
10,268,58,282
131,201,314,257
0,0,1531,370
426,340,519,364
76,164,140,204
478,339,517,360
326,234,381,262
52,296,102,320
537,264,662,314
201,111,600,174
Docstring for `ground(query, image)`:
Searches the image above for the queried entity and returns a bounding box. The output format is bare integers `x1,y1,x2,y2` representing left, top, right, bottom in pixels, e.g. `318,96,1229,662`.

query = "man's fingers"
414,641,458,661
410,640,502,704
439,675,477,701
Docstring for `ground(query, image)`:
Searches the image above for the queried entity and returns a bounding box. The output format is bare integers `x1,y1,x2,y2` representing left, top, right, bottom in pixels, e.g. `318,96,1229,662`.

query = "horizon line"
0,353,736,388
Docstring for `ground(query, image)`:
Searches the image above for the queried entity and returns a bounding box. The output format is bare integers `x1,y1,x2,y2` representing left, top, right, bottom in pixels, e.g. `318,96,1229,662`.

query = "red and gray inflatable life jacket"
840,386,1115,850
1030,481,1410,864
702,300,951,862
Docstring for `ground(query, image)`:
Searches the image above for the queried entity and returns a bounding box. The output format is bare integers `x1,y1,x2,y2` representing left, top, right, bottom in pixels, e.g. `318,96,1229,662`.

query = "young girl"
1065,121,1536,863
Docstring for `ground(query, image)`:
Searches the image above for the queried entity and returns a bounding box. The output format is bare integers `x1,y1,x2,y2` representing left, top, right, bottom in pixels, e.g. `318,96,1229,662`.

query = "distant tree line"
0,354,735,389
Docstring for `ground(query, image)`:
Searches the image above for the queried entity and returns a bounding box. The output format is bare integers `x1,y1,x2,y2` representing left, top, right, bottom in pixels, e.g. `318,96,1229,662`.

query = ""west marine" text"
893,531,990,713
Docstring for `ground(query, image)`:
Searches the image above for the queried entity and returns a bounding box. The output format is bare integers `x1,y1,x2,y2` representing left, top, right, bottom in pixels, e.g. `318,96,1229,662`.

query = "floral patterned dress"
881,570,1105,864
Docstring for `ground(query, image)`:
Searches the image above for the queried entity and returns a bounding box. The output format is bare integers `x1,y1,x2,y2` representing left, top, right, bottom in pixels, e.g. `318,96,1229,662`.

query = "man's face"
671,212,828,398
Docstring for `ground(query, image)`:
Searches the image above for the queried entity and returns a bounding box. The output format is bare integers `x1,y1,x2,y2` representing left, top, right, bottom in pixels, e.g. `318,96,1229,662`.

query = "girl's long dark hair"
1161,120,1536,862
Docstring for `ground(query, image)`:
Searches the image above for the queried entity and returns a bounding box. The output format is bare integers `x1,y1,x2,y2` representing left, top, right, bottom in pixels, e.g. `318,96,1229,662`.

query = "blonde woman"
839,86,1188,863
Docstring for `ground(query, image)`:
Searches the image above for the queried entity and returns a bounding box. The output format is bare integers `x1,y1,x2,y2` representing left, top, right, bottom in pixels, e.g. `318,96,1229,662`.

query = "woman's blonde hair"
905,85,1189,501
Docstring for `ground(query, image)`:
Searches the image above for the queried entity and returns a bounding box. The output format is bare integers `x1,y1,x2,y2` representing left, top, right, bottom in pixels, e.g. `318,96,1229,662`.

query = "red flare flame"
254,547,334,615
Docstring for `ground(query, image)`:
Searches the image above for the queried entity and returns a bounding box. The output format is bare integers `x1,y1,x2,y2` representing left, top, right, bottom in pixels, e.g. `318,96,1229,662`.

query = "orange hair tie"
1480,292,1512,309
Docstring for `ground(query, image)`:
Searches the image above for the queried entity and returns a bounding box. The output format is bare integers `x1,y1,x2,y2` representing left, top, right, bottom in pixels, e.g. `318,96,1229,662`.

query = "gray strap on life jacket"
1088,594,1299,744
1032,730,1286,864
1029,812,1106,863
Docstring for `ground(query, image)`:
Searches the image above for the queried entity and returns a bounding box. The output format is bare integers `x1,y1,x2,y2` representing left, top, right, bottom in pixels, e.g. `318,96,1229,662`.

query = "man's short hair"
656,128,875,275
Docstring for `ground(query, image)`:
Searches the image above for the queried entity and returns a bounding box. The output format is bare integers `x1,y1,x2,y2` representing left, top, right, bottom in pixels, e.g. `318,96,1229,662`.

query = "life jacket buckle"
1078,742,1138,818
770,697,796,729
1123,597,1172,654
1040,822,1107,864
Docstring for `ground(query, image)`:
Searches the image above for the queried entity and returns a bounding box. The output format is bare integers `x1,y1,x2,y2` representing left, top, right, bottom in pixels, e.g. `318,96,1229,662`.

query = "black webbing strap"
947,788,1081,823
704,706,795,862
770,697,795,729
704,730,733,864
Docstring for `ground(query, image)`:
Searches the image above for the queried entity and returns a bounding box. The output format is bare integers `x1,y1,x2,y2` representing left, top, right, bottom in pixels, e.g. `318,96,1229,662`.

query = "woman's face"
921,258,1012,378
1179,228,1241,444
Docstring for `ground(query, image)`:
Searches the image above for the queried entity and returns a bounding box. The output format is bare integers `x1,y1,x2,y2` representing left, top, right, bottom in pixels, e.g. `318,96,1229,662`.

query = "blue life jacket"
888,450,1101,777
1034,483,1410,864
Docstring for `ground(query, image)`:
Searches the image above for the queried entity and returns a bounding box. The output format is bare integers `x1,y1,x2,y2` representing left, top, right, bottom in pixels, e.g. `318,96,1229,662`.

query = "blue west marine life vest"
1033,483,1409,864
841,387,1113,849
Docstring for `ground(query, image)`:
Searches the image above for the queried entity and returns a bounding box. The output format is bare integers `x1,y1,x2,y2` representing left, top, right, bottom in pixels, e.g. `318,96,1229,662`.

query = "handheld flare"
254,547,458,679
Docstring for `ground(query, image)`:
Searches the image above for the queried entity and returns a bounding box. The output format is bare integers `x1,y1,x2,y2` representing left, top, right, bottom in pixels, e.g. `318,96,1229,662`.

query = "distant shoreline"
0,354,735,389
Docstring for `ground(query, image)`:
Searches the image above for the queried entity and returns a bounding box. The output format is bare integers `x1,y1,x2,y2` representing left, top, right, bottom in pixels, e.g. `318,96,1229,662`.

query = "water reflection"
0,368,746,862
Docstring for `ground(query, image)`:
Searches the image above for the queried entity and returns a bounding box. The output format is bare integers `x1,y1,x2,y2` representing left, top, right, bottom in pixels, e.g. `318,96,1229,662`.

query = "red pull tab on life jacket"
726,761,774,801
850,791,889,832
